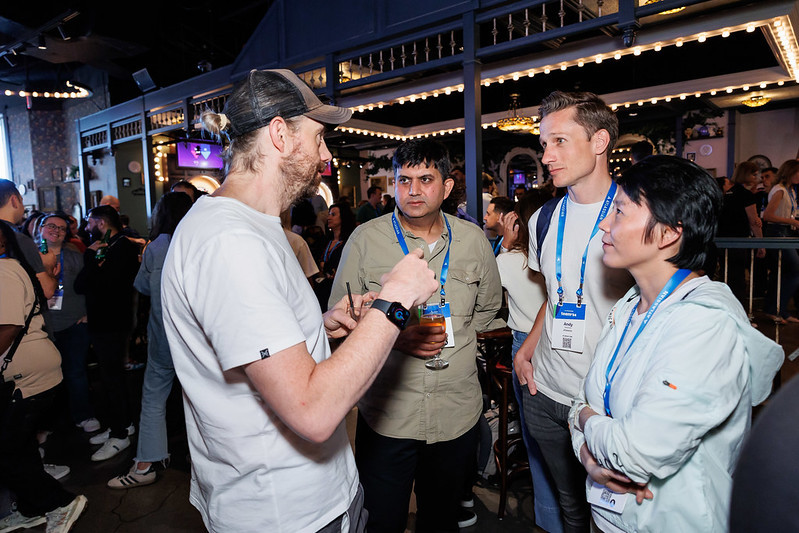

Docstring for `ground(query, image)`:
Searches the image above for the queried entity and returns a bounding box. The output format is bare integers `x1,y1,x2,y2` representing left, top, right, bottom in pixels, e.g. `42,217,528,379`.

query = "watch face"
392,307,410,323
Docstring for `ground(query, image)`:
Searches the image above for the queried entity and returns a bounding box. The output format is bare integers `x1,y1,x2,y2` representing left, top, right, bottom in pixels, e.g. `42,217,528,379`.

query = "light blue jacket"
570,277,783,532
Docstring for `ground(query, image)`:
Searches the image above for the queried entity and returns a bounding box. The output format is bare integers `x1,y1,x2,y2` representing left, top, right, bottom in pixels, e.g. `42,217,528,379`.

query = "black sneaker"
457,508,477,528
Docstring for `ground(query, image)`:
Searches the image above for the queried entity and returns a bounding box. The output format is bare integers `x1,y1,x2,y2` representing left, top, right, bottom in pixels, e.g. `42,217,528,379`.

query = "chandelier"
741,95,771,107
497,94,537,134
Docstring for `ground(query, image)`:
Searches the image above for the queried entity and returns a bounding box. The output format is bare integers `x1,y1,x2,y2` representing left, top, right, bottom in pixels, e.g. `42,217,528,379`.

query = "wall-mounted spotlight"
37,35,47,50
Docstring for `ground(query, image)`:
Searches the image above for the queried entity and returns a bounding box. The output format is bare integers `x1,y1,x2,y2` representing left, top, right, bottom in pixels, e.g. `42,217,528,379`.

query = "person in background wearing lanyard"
483,195,515,256
762,159,799,324
38,214,101,437
331,138,504,532
513,90,634,532
568,155,783,532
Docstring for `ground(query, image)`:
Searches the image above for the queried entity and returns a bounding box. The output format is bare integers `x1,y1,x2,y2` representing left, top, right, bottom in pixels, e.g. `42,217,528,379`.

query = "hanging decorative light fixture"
741,95,771,107
497,93,537,133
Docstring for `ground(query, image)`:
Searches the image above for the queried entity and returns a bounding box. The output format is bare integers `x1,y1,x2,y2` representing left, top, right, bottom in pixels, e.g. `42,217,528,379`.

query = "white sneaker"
91,437,130,462
89,425,135,445
0,510,45,532
44,464,71,481
45,495,87,533
75,418,101,433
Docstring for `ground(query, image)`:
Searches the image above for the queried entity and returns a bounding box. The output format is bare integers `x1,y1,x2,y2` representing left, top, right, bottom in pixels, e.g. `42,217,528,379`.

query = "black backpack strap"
535,196,561,263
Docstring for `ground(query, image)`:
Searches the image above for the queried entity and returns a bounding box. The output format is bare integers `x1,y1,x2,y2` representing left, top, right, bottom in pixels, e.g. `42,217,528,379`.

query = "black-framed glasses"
42,223,67,233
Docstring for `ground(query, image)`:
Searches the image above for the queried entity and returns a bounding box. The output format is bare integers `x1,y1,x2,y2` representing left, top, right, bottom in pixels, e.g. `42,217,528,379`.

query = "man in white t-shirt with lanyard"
513,91,633,532
160,69,439,533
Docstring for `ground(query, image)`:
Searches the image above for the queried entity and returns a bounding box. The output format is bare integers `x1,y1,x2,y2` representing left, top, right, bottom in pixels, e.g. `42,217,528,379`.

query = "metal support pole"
462,12,482,222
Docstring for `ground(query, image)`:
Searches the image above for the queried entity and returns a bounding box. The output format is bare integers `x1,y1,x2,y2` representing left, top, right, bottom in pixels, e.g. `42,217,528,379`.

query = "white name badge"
551,302,586,353
48,288,64,311
588,482,629,514
424,302,455,348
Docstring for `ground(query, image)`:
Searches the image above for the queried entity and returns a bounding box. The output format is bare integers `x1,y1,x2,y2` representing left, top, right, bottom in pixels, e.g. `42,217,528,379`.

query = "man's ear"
268,117,290,154
593,129,611,156
443,177,455,200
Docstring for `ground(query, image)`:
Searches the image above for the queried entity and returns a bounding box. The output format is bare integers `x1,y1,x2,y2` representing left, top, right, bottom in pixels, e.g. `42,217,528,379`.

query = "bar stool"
477,327,529,519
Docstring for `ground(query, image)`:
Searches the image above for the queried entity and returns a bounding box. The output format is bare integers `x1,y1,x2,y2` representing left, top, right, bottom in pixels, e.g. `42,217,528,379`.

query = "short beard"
278,144,325,205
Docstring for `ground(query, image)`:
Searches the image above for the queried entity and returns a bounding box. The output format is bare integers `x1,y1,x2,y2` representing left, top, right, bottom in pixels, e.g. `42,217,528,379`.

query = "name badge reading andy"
588,482,629,514
551,302,586,353
423,303,455,348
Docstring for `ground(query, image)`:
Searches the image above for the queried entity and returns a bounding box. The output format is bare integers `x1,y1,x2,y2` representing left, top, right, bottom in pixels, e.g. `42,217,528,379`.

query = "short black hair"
616,155,722,271
366,185,382,198
489,196,516,216
762,166,778,174
630,140,654,162
0,179,21,208
88,205,122,230
170,179,200,200
392,138,451,181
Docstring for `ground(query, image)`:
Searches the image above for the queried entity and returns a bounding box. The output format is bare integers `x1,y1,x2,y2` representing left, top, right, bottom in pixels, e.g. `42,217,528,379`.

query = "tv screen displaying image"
177,141,224,170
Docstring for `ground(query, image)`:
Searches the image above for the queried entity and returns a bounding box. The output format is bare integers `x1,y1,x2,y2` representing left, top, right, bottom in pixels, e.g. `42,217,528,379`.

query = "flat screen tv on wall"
177,141,224,170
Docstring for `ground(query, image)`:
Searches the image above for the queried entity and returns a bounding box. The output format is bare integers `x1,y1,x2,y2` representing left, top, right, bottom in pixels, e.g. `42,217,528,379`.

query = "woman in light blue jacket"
569,156,783,532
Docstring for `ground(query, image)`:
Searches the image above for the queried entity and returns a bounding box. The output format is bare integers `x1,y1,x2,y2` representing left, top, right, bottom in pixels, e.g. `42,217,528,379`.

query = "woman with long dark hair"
314,201,356,311
0,221,88,531
497,189,564,533
107,192,192,489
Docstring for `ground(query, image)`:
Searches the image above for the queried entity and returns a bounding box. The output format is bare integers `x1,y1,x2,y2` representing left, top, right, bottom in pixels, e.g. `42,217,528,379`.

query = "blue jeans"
54,322,95,424
511,330,564,533
135,323,176,463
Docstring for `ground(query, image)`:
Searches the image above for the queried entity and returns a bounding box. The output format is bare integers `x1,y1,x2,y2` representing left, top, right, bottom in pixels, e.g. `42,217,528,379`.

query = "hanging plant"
364,154,393,177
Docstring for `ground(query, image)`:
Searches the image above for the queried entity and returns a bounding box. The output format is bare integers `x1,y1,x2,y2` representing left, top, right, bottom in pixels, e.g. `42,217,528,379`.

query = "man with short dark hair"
332,138,503,532
514,91,634,532
74,205,140,462
356,185,383,224
484,196,515,255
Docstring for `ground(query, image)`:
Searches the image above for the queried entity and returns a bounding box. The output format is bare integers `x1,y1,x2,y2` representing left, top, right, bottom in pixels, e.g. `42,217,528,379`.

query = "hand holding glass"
420,307,448,370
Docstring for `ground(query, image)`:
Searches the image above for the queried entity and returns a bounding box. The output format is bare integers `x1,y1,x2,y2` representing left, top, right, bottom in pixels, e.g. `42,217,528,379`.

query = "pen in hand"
346,282,356,321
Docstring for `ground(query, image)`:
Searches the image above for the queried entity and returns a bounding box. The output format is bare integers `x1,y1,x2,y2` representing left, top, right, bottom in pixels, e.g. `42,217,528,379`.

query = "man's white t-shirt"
162,195,357,532
527,194,633,405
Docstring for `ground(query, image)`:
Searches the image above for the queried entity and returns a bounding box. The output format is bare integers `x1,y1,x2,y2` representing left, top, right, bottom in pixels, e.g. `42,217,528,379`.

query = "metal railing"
714,236,799,389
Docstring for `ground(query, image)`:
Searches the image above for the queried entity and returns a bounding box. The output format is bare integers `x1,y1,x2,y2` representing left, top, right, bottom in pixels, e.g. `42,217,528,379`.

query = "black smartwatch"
370,299,411,330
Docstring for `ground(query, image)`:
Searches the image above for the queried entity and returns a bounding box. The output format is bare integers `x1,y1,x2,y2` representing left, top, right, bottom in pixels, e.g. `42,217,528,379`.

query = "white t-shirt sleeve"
190,232,308,371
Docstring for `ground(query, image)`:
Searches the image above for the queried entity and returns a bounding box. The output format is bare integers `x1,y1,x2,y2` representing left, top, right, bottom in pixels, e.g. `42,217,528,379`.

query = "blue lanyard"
57,252,64,291
555,182,617,307
392,212,452,306
603,268,691,417
492,235,504,256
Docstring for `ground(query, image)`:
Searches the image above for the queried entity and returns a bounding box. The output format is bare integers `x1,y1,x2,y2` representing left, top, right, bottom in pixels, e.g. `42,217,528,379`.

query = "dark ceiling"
0,1,274,105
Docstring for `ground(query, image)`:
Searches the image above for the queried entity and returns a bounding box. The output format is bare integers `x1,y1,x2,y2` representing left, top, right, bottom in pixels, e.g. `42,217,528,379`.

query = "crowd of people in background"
0,73,795,533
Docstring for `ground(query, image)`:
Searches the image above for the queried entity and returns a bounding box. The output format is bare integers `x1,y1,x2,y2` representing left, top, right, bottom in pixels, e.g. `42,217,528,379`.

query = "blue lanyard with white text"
554,181,617,308
602,268,691,417
392,212,452,306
